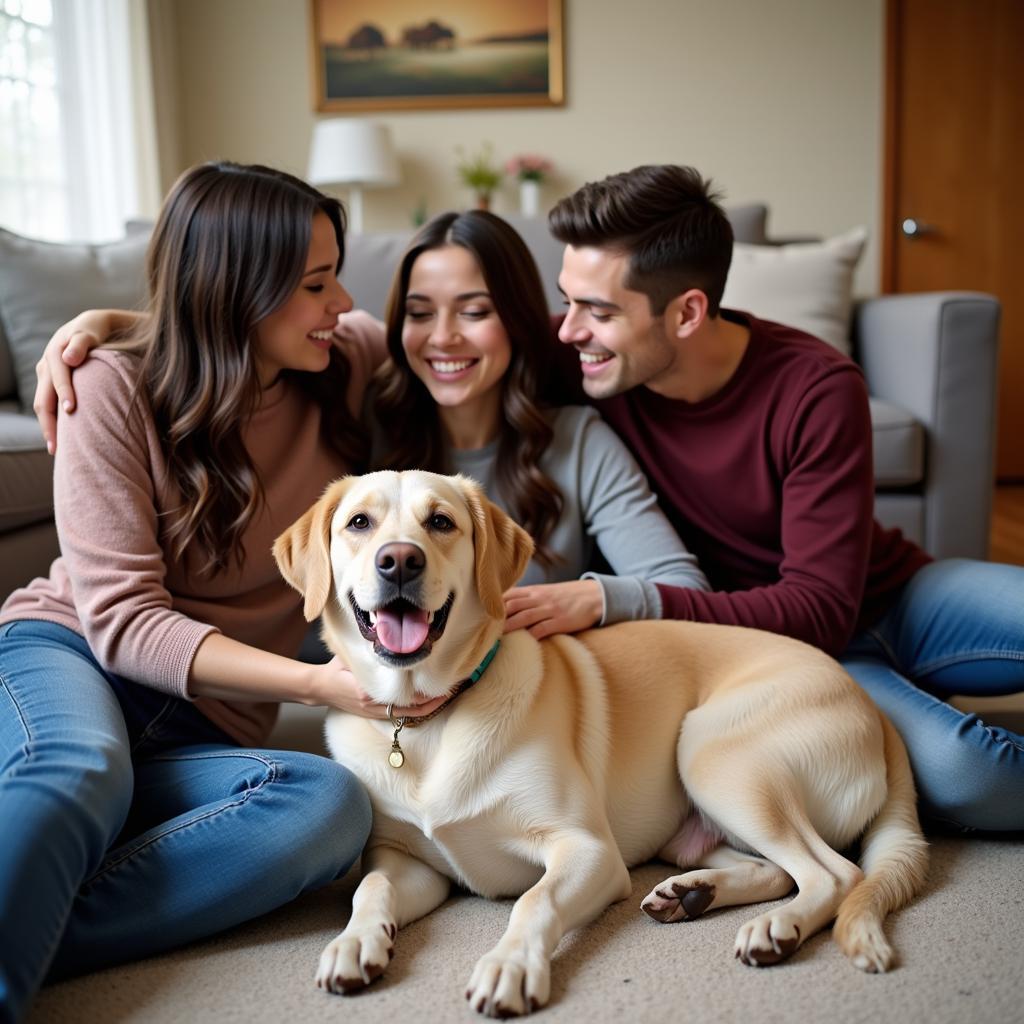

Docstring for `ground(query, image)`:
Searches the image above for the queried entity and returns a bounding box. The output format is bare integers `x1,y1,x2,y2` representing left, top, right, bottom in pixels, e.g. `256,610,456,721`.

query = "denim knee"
916,714,1024,832
262,752,372,883
42,734,135,861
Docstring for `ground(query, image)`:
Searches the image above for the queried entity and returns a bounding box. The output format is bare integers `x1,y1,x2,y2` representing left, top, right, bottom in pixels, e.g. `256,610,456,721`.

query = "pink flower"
505,154,553,182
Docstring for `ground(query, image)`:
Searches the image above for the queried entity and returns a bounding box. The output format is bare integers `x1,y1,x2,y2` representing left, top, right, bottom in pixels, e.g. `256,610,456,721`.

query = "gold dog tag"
389,737,405,769
387,706,406,769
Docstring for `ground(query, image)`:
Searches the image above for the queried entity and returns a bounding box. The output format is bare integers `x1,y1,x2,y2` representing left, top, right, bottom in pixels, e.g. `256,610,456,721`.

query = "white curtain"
0,0,160,241
54,0,160,240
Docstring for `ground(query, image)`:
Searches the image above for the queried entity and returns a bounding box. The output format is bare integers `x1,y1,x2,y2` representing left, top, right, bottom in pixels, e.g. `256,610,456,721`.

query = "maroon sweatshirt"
562,311,930,656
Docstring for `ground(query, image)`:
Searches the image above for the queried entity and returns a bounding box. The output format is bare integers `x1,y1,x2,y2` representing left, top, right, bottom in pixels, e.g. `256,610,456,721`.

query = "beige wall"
165,0,884,292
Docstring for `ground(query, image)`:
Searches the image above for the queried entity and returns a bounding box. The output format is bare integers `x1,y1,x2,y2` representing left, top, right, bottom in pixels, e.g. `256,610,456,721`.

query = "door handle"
901,217,937,239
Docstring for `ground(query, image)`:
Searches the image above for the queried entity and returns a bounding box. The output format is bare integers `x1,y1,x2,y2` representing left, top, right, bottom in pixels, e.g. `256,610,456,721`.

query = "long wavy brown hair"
116,161,366,576
374,210,564,565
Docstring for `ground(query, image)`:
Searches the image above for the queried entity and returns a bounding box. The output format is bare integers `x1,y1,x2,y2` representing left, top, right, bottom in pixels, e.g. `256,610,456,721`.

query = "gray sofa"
0,209,1001,606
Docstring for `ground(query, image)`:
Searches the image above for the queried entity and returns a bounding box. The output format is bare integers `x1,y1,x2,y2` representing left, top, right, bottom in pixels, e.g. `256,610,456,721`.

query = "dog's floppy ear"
457,476,534,619
273,478,352,621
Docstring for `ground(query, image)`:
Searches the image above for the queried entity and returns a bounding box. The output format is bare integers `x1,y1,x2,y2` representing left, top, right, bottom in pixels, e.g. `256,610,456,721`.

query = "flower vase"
519,179,540,219
475,192,491,212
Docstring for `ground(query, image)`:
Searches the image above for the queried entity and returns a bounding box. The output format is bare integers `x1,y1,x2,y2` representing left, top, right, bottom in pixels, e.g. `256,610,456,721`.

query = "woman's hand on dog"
315,657,448,719
502,580,603,639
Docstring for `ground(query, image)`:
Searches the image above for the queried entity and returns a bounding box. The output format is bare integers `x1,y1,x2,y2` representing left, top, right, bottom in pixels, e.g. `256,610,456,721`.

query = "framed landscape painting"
310,0,564,111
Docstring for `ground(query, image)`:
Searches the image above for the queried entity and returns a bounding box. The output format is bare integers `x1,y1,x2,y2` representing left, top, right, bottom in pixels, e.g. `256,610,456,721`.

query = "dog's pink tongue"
375,605,430,654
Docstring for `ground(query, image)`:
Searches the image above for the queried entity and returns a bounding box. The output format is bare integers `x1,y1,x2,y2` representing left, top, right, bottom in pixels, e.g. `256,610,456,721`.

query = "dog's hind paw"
315,925,395,994
642,880,715,923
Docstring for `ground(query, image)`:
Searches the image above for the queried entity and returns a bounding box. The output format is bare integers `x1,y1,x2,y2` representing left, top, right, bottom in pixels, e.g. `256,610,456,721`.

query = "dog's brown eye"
427,513,455,532
347,513,371,531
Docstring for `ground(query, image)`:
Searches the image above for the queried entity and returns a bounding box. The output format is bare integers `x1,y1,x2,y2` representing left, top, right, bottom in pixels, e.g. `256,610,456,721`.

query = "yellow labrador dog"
274,471,927,1018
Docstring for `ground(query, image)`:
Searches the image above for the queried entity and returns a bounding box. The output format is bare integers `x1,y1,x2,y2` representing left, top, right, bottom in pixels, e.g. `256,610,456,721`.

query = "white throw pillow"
721,227,867,355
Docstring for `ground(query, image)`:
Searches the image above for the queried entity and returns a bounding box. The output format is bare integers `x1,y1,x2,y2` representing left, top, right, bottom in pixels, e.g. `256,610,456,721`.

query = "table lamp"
307,119,400,234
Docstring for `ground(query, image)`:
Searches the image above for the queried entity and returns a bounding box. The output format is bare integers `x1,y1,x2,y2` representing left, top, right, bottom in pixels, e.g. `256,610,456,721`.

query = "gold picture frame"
310,0,565,112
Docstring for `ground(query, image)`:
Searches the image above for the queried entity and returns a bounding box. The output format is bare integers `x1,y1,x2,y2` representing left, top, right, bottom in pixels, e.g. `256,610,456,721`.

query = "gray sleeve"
568,409,710,625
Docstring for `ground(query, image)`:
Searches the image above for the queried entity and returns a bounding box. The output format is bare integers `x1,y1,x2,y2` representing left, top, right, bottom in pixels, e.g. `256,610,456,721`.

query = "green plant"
455,142,503,194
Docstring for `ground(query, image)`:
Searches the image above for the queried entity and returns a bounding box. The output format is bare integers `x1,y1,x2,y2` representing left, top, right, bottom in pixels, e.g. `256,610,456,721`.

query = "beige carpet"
27,834,1023,1024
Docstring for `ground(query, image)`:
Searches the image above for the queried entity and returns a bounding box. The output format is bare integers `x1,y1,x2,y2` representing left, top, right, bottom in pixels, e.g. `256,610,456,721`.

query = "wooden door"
883,0,1024,479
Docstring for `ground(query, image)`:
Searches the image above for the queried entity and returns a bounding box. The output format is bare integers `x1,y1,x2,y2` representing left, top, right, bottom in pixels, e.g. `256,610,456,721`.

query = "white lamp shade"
307,120,400,189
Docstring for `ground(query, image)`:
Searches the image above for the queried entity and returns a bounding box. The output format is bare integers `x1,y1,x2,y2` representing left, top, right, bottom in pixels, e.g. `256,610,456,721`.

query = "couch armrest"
854,291,1000,561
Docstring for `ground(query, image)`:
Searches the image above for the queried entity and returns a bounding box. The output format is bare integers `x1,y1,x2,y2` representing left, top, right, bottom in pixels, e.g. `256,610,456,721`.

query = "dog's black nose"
375,542,426,585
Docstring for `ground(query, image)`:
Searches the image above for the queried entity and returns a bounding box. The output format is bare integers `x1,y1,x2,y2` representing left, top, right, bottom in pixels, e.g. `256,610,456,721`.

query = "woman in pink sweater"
0,162,436,1022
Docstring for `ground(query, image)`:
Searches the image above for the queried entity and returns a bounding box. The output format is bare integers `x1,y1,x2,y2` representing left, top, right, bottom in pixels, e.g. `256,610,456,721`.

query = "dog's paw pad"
336,973,369,993
742,939,798,966
364,959,389,984
642,880,715,923
672,881,716,918
642,895,686,923
736,918,801,967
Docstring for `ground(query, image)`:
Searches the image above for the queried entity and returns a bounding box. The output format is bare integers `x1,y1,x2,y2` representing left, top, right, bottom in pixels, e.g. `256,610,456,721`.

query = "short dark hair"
548,165,733,316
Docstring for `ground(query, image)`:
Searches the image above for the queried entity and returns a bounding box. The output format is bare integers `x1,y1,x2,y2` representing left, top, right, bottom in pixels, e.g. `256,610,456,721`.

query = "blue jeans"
0,621,371,1024
842,559,1024,832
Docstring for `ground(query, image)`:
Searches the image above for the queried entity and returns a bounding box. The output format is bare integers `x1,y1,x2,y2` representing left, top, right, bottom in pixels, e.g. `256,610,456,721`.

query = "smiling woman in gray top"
447,404,706,625
370,210,708,639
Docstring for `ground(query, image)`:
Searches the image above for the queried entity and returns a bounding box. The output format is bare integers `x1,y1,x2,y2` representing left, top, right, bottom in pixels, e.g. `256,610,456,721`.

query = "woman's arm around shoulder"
34,309,147,453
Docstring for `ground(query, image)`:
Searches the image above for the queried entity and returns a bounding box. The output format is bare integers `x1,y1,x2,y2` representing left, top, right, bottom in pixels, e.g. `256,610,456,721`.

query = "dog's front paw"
466,949,550,1017
316,920,396,994
734,912,801,966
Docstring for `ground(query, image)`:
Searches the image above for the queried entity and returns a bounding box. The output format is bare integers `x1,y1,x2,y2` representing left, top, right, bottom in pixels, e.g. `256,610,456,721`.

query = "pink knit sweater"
1,330,382,745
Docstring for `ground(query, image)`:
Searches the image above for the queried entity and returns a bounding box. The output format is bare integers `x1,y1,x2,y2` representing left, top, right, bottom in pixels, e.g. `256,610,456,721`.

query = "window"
0,0,157,242
0,0,65,240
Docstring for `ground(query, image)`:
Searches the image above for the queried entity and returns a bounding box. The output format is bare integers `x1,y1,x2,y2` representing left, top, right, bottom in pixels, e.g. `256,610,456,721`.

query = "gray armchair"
857,292,1000,560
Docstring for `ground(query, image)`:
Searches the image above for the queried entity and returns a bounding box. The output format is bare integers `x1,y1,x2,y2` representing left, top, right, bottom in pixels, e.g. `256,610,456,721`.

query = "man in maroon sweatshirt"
547,164,1023,833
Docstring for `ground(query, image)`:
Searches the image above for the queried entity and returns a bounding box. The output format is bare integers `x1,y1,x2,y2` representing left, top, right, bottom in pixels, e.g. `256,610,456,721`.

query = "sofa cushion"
869,396,925,488
0,403,53,532
721,228,867,355
0,318,14,401
0,227,149,411
341,230,414,321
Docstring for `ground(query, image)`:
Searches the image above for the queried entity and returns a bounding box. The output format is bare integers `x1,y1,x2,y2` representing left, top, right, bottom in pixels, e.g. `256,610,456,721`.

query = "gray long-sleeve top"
448,405,709,624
